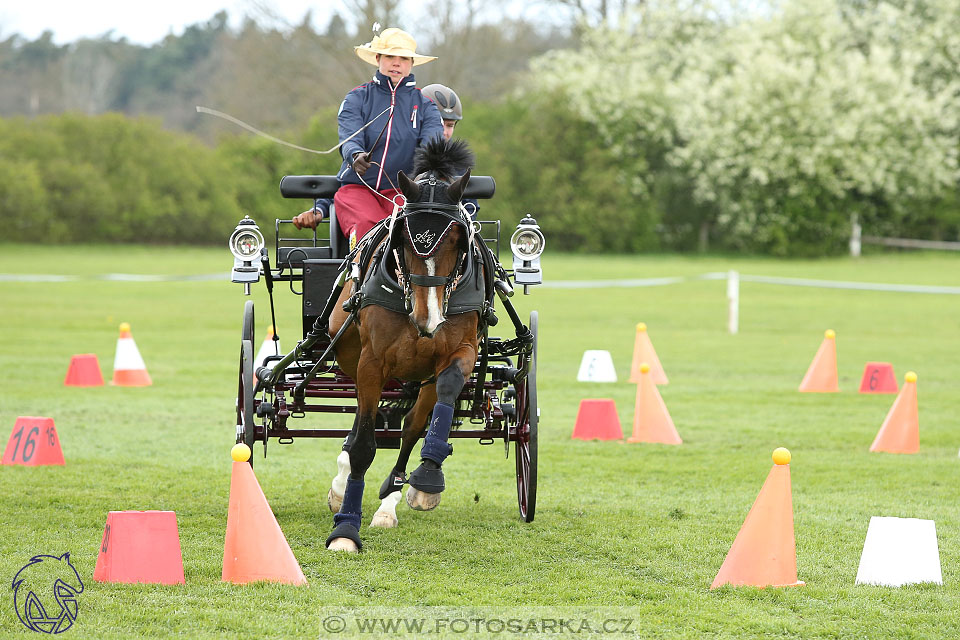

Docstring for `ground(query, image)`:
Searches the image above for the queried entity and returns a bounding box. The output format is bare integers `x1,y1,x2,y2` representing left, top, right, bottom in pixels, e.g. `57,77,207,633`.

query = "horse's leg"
407,356,472,511
326,284,362,513
326,353,382,552
370,384,437,527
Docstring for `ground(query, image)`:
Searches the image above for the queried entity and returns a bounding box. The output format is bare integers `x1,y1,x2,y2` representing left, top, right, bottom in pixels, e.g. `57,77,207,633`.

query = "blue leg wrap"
420,402,455,465
332,477,364,531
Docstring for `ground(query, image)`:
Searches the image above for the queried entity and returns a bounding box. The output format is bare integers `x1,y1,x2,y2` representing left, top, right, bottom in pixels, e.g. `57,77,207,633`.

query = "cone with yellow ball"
627,363,681,445
799,329,838,392
711,448,804,589
111,322,152,386
869,372,919,454
222,446,307,585
628,323,668,384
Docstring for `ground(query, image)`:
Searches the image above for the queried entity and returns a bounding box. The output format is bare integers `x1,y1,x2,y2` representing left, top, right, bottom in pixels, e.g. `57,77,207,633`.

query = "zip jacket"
337,71,443,190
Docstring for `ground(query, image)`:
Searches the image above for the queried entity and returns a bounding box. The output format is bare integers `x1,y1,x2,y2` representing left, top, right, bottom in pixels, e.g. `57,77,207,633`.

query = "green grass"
1,245,959,638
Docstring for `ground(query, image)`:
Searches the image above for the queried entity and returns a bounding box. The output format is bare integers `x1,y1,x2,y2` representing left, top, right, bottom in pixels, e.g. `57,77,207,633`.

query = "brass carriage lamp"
510,215,545,293
229,216,264,295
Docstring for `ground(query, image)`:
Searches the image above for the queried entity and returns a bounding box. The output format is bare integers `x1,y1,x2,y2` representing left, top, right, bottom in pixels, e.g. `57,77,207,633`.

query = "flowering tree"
532,0,960,254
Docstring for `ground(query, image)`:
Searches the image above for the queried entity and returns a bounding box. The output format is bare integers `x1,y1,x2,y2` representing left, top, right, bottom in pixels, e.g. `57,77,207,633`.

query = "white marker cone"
855,517,942,586
577,350,617,382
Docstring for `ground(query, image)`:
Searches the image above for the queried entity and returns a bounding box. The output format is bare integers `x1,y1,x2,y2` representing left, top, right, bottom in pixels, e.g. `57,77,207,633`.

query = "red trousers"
333,184,403,245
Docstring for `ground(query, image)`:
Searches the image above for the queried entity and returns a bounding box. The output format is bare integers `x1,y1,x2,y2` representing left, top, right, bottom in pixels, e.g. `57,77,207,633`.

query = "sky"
0,0,347,45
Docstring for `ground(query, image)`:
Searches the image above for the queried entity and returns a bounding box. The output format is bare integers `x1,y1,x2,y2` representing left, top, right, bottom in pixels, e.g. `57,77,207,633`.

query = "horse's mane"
413,137,474,179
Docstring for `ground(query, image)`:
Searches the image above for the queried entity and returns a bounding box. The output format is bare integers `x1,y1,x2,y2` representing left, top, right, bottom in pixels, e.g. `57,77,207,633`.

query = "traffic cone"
858,362,898,394
870,372,919,454
2,417,65,466
93,511,185,584
64,354,104,386
711,448,804,589
255,325,280,370
571,399,623,440
576,350,617,382
628,323,667,384
855,517,942,586
627,363,681,445
799,329,838,392
222,460,307,585
111,323,152,386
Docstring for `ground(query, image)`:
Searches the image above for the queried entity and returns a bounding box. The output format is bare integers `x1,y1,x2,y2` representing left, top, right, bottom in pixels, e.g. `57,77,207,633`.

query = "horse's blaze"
410,257,446,337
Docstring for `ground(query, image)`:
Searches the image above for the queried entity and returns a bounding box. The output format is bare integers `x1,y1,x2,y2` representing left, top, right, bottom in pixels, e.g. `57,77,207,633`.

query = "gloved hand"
352,151,372,175
292,208,323,230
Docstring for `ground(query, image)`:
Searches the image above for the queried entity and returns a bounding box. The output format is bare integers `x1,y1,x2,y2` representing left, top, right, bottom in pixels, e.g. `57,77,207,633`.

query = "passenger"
292,28,443,246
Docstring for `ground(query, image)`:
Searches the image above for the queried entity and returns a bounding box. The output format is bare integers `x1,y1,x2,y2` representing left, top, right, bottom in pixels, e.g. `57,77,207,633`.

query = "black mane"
413,137,474,180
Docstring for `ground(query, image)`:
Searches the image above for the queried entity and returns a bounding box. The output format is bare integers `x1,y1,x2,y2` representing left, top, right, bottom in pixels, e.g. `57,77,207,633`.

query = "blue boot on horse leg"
407,361,466,510
326,415,376,552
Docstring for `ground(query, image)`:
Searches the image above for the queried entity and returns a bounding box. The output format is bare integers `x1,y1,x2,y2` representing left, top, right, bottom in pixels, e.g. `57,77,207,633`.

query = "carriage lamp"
230,216,264,294
510,215,545,291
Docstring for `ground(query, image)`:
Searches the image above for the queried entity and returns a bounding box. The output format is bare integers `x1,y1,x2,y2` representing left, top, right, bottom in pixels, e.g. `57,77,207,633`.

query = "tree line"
0,0,957,254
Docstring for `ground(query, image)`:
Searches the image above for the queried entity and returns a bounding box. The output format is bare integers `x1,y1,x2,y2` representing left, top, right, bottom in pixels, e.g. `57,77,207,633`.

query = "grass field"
1,245,959,638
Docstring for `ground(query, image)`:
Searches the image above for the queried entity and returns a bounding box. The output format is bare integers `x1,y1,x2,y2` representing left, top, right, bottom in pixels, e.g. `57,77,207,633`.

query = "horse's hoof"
370,511,398,528
406,486,442,511
327,537,359,553
327,487,344,513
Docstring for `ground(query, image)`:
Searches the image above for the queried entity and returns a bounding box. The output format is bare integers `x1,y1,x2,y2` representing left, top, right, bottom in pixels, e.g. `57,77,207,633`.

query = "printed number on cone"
2,417,65,466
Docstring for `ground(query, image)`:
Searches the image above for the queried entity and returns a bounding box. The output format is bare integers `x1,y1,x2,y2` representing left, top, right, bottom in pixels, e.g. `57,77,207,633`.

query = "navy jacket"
337,71,443,191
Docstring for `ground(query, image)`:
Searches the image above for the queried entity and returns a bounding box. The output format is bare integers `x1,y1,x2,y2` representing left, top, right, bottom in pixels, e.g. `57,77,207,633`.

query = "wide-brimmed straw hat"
354,28,437,66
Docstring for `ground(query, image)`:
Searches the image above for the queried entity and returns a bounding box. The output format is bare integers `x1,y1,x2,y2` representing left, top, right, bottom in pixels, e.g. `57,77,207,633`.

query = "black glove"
352,152,372,175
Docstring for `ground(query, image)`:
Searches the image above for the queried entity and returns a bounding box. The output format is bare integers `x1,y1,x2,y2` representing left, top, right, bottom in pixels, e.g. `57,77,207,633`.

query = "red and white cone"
255,325,280,370
111,323,152,387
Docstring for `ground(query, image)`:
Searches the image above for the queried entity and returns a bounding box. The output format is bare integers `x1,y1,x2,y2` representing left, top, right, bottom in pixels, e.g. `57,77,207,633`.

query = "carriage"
229,171,544,523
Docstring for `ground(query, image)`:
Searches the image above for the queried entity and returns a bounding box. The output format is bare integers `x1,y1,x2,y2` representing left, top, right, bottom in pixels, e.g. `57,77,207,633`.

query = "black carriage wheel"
515,310,538,522
237,339,255,468
242,299,255,344
237,299,256,467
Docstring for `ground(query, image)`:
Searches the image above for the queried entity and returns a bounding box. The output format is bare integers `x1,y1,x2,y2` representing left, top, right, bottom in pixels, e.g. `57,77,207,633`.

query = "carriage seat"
279,175,497,200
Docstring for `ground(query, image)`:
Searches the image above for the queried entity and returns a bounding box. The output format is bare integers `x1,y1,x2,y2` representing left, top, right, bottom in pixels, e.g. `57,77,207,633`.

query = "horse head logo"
12,553,84,634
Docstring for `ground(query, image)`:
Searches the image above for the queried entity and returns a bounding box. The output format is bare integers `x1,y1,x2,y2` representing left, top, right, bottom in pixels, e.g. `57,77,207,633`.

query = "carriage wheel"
237,340,256,467
515,310,538,522
237,301,256,467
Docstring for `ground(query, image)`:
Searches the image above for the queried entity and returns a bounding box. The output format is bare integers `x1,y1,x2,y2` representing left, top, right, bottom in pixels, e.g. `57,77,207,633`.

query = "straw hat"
354,28,437,66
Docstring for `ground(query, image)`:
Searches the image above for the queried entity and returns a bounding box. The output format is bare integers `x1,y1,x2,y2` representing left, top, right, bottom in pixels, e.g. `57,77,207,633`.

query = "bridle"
389,172,473,315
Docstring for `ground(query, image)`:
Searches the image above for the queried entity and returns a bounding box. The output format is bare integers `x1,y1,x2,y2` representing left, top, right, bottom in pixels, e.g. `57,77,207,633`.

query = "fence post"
850,213,862,257
727,270,739,335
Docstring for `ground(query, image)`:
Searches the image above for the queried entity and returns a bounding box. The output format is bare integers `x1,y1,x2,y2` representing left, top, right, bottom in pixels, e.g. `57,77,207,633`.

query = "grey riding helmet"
421,83,462,121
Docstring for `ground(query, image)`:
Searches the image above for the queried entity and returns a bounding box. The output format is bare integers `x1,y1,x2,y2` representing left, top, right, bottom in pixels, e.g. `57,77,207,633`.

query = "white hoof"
370,491,402,528
327,537,359,553
406,486,442,511
327,488,343,513
370,511,398,528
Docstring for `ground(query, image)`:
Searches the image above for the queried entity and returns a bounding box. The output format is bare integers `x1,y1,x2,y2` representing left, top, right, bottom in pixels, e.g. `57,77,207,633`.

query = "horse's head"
394,138,474,338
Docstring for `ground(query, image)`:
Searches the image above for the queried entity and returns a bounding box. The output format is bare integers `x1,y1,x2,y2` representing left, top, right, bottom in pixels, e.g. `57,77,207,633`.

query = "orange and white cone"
255,325,280,370
111,323,152,387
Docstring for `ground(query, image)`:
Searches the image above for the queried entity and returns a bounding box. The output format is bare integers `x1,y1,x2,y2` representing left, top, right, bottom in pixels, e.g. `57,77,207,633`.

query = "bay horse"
325,138,482,552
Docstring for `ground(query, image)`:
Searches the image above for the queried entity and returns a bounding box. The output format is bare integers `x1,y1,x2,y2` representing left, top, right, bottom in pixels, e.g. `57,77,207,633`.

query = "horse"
324,137,484,552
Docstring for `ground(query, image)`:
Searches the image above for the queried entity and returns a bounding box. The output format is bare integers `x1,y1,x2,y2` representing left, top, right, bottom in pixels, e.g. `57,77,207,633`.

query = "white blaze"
419,258,445,334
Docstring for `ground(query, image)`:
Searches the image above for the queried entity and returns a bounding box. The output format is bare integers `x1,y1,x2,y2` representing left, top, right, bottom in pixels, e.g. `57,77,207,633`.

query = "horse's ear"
397,171,420,201
447,168,471,203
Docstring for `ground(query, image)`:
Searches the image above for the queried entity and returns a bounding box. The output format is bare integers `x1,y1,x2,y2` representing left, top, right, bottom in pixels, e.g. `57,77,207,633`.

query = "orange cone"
858,362,898,394
111,323,152,386
255,325,280,369
799,329,838,392
628,323,668,384
870,371,919,454
2,417,65,466
571,399,623,440
222,460,307,585
711,448,804,589
93,511,185,584
64,354,104,386
627,363,681,444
